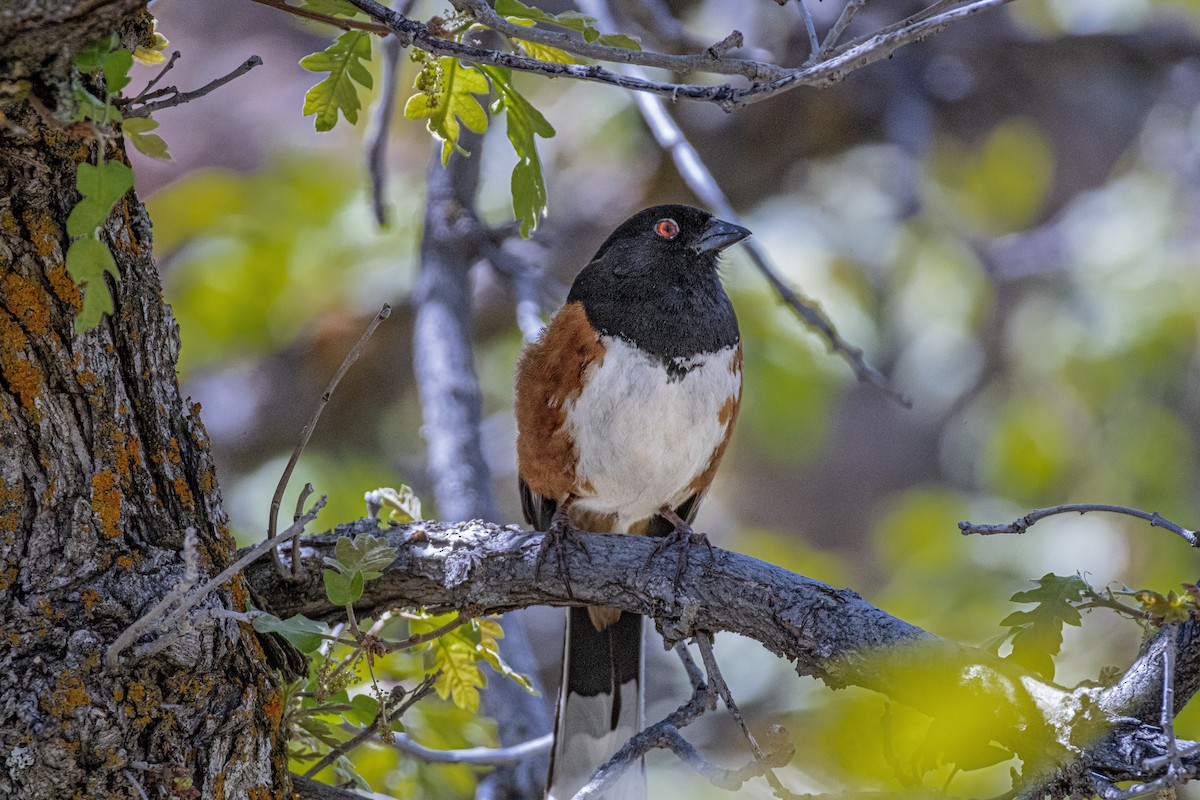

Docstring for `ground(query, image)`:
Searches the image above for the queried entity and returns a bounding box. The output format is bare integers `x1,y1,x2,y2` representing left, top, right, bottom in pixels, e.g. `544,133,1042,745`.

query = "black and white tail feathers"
547,607,645,800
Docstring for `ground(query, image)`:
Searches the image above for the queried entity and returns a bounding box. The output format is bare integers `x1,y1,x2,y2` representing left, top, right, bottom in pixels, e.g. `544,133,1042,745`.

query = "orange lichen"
46,263,81,308
0,568,15,593
0,207,19,236
115,554,133,569
172,476,194,509
91,470,122,539
228,575,249,612
42,670,90,720
261,689,284,727
211,773,226,800
0,314,42,421
35,598,64,622
22,209,60,260
0,271,51,337
80,588,100,617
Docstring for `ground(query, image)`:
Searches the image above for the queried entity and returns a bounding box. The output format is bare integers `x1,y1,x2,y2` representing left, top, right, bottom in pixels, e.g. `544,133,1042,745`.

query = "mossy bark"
0,86,289,800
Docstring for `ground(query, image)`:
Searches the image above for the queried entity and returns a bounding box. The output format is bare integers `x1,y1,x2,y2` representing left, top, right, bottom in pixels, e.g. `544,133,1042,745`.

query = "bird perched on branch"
515,204,750,799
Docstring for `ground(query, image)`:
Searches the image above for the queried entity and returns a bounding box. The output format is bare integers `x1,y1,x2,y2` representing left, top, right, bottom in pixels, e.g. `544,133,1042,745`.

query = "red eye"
655,218,680,240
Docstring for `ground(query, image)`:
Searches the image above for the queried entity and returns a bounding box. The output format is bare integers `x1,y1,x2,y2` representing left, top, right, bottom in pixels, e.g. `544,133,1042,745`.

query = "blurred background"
132,0,1200,796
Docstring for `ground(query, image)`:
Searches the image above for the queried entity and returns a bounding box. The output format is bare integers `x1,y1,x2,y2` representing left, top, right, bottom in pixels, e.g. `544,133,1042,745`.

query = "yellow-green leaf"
404,57,489,164
123,116,172,161
515,38,582,64
66,238,118,332
301,30,374,131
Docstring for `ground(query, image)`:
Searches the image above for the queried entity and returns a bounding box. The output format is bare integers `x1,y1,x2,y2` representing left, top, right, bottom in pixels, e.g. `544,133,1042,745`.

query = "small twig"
247,0,391,34
291,483,315,580
378,611,470,653
128,51,181,106
105,497,326,672
818,0,868,59
267,304,391,578
104,528,200,672
366,33,403,227
123,770,149,800
959,503,1200,547
674,641,708,694
797,0,822,62
705,31,744,60
463,215,546,342
122,56,264,118
303,676,437,777
695,632,764,759
347,723,552,765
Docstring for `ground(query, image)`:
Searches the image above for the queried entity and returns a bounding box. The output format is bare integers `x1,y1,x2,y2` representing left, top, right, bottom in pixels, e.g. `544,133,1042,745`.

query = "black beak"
693,217,751,255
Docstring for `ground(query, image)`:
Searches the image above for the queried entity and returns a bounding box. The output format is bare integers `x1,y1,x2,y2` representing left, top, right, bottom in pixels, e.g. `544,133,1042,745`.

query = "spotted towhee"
515,204,750,799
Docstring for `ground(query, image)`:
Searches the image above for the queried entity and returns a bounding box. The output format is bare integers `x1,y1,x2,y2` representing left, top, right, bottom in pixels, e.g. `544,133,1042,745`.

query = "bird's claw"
650,517,714,591
535,508,591,599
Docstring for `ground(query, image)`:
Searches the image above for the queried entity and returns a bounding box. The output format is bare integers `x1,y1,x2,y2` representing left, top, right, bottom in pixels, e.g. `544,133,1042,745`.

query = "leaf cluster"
293,0,653,236
67,33,173,332
252,515,534,794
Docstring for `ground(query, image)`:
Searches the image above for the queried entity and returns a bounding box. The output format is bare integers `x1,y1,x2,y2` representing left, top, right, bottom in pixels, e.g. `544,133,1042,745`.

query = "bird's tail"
546,607,645,800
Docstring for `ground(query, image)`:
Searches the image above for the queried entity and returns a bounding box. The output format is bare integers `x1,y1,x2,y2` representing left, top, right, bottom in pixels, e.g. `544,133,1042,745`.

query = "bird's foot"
535,506,591,599
651,505,714,591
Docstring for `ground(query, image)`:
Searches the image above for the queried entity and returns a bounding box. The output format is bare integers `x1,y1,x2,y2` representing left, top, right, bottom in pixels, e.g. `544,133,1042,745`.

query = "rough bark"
0,86,288,800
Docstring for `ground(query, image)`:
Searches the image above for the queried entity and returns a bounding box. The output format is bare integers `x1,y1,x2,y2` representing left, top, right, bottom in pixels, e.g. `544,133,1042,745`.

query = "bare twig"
128,51,181,106
696,632,795,794
246,0,391,33
303,676,437,777
334,0,1016,110
106,498,325,671
695,632,765,760
461,215,546,342
959,503,1199,547
348,724,552,765
291,482,315,579
580,0,910,407
366,33,403,227
819,0,869,58
122,56,264,118
377,610,470,653
267,304,391,578
797,0,822,62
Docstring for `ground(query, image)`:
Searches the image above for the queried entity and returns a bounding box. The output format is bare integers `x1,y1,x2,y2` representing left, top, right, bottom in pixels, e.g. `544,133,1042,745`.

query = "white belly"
564,336,739,532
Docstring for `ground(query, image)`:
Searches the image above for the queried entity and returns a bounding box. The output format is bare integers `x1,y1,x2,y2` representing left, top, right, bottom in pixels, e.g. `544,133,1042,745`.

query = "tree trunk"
0,93,289,800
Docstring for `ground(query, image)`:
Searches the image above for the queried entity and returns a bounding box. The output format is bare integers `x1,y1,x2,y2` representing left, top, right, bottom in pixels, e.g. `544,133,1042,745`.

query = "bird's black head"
567,205,751,361
589,204,751,280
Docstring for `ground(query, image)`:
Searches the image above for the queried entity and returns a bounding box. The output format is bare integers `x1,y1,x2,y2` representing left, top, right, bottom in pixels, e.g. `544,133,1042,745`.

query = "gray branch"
338,0,1017,110
245,518,1200,797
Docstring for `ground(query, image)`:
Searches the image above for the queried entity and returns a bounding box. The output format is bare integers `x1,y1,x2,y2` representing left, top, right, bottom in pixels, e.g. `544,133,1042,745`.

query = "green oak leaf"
66,238,118,331
323,567,364,606
122,116,172,161
999,573,1088,679
252,611,331,654
481,66,554,237
301,30,374,131
404,57,490,164
495,0,640,49
67,160,134,238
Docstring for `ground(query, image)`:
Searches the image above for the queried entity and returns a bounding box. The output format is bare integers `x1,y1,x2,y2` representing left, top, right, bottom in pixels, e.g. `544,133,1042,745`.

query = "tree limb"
335,0,1016,110
245,518,1200,796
